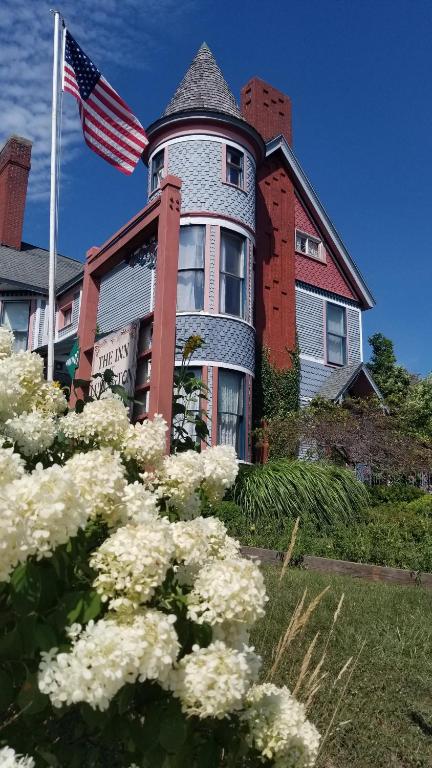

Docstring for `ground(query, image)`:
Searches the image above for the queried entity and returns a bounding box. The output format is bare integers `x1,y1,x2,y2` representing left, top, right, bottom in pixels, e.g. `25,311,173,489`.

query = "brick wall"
0,136,31,250
295,195,358,301
241,78,292,145
255,153,296,369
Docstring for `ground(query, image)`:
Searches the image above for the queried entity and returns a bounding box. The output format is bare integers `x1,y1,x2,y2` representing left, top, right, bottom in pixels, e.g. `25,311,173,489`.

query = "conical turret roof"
163,43,242,120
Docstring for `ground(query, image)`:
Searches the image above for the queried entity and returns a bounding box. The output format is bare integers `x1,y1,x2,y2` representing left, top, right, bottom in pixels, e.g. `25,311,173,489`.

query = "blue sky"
2,0,431,374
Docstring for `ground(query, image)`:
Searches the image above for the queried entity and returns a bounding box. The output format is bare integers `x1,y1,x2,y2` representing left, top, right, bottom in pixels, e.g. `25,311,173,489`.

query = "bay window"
2,301,30,351
217,369,245,459
177,225,205,311
220,230,245,318
326,302,347,365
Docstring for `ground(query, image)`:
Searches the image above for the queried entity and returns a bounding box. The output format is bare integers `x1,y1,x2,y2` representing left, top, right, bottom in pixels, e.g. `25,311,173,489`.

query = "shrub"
368,483,426,506
233,459,369,529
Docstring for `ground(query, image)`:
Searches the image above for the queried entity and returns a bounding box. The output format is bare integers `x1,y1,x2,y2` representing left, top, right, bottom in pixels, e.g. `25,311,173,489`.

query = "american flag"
63,30,148,175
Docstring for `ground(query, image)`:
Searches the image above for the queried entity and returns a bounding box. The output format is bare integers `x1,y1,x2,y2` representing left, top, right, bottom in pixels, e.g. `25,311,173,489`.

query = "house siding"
152,139,256,231
97,261,155,335
175,313,255,375
296,285,363,402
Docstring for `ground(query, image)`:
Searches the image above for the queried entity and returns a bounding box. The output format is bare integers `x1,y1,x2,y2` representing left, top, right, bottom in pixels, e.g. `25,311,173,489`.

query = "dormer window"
150,149,164,192
226,146,244,188
295,230,323,261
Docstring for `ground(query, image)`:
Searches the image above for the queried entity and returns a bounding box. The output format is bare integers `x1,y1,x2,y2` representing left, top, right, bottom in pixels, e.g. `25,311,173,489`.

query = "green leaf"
158,711,187,753
17,672,48,714
34,621,58,652
81,592,102,623
0,669,14,711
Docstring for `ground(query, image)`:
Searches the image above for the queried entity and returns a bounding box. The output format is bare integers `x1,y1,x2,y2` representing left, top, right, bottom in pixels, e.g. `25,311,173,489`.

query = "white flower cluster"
243,684,320,768
91,519,174,612
65,449,128,527
122,481,159,524
39,610,179,710
201,445,239,501
61,392,129,448
172,516,240,573
0,442,25,486
159,445,239,517
0,342,66,424
5,411,57,456
169,641,260,719
0,746,35,768
122,414,167,466
0,326,14,360
187,557,268,628
0,464,88,581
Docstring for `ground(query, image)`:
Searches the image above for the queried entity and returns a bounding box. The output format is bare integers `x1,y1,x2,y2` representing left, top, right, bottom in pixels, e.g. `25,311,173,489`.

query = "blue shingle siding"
347,308,361,363
163,139,256,231
176,314,255,374
72,292,81,326
296,289,324,359
97,261,154,335
300,359,333,403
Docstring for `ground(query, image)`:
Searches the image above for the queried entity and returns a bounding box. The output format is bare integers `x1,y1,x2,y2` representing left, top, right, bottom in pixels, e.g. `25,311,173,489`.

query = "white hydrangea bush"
0,331,320,768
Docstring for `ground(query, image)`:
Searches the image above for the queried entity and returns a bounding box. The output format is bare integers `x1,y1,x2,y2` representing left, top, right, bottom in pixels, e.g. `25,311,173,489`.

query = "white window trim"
295,229,325,263
174,359,254,377
180,216,255,246
326,300,348,367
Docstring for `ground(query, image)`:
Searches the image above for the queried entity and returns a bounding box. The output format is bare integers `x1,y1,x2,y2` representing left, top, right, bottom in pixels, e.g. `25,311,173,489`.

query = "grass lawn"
252,566,432,768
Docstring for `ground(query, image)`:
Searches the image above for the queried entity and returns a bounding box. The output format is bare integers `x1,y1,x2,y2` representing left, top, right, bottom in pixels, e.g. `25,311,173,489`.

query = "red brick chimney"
0,136,32,250
240,77,292,145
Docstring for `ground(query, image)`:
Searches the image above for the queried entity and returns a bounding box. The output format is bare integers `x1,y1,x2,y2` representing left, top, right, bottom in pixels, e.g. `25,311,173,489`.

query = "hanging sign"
91,321,139,398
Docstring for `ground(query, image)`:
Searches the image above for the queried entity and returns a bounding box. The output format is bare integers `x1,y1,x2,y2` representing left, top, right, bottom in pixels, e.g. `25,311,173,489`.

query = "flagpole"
48,9,62,382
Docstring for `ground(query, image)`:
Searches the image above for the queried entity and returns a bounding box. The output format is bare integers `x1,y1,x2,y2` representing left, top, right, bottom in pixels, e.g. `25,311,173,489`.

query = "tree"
402,374,432,440
367,333,412,411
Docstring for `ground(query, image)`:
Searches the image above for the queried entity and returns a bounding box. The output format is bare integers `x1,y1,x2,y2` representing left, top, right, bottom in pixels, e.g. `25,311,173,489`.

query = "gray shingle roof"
0,242,83,294
163,42,242,120
318,363,364,400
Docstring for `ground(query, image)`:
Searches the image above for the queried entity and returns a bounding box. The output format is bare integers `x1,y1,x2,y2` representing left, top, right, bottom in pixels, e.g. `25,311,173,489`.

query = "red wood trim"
148,176,182,452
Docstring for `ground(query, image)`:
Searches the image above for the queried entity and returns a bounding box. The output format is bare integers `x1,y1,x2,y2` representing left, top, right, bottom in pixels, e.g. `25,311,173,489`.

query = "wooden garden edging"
240,546,432,589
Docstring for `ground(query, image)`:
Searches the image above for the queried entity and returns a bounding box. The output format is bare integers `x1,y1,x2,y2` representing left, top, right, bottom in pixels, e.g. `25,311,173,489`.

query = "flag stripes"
63,31,148,175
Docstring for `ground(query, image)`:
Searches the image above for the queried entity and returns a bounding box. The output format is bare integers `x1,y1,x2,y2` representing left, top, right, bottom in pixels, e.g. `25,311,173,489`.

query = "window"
226,146,244,187
174,366,202,443
217,369,245,459
150,149,164,192
62,306,72,327
220,230,245,318
326,303,347,366
295,230,322,260
177,225,205,311
2,301,30,351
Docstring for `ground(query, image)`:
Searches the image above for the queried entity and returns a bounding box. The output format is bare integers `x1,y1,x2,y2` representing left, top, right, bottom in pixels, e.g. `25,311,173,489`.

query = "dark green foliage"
255,568,432,768
367,332,412,410
233,459,369,528
254,345,300,423
368,482,426,506
215,495,432,573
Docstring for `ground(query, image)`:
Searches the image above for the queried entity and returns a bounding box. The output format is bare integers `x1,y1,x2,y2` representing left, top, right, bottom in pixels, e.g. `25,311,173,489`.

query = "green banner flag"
66,339,80,380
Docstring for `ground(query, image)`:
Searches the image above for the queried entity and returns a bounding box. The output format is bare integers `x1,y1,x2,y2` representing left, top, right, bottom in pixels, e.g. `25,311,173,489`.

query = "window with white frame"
177,225,205,312
150,149,164,192
217,369,245,459
326,302,347,366
174,366,202,443
220,229,245,318
2,300,30,351
62,305,72,327
295,230,323,260
226,146,244,188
